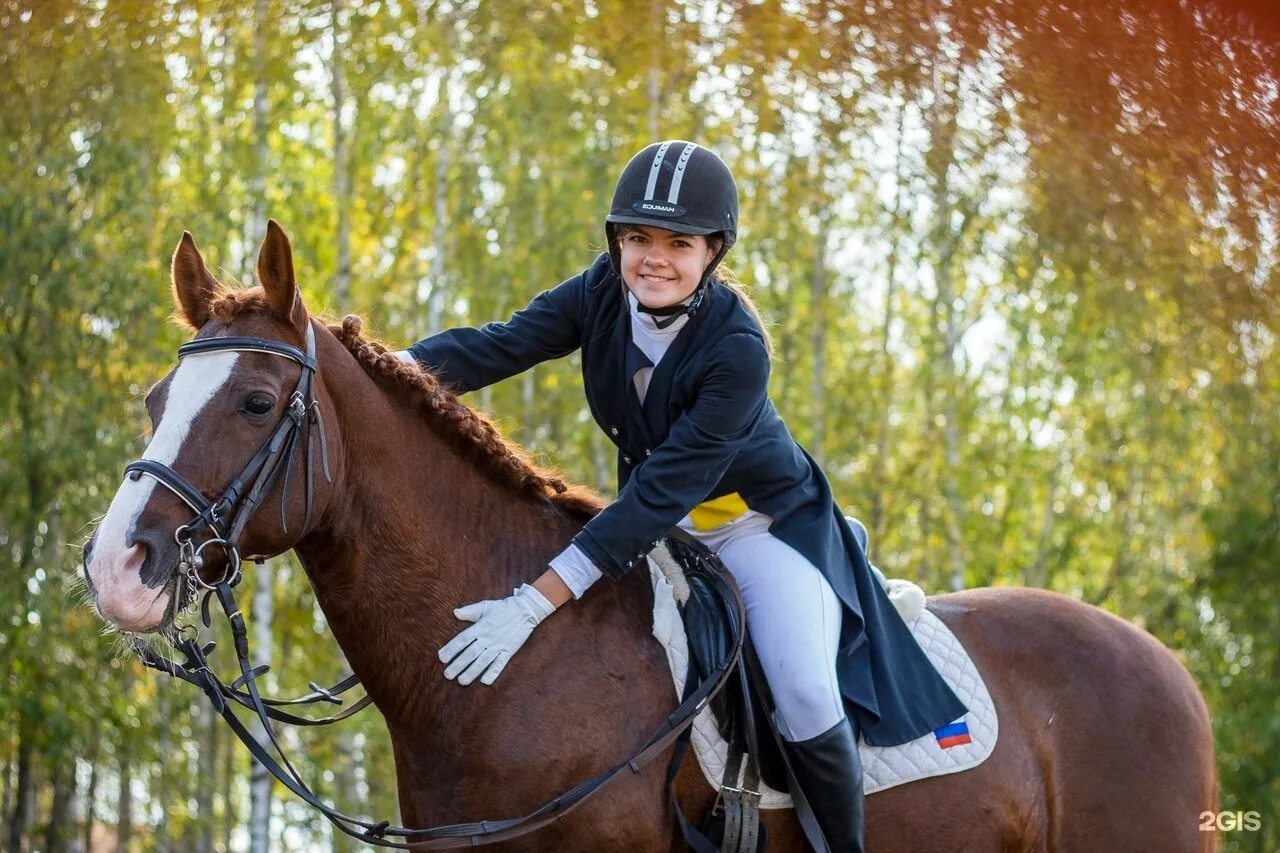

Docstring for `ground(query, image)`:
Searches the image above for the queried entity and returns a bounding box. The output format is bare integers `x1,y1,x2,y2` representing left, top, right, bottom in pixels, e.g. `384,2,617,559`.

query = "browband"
179,335,317,371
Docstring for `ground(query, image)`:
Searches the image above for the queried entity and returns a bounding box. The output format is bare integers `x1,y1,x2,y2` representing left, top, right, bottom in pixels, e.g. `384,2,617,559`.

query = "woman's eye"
242,395,274,417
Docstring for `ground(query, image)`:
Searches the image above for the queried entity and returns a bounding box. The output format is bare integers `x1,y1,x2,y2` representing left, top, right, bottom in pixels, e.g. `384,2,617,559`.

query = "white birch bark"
427,68,452,337
248,1,275,849
330,0,352,306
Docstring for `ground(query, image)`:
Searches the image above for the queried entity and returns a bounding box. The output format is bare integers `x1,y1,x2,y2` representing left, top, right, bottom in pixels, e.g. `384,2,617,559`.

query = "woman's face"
619,226,718,309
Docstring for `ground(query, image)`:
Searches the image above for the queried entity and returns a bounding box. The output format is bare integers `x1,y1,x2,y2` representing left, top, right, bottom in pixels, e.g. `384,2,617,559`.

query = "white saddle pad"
649,561,998,807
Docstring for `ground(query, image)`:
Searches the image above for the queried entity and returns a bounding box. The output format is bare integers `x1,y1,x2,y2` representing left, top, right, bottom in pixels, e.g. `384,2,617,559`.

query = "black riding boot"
783,717,865,853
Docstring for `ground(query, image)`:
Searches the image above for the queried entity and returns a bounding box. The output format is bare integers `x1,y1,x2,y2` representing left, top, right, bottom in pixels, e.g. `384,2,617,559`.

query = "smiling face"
617,225,719,309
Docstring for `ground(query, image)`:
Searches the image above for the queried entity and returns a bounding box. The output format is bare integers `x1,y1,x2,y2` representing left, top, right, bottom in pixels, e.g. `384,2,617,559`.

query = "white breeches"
677,510,846,742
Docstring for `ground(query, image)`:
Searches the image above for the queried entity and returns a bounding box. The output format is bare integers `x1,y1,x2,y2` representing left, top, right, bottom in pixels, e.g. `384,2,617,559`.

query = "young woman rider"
398,141,966,852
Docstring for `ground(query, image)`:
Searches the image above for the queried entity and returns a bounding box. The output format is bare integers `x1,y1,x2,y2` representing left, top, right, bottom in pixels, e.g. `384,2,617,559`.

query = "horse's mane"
205,289,603,522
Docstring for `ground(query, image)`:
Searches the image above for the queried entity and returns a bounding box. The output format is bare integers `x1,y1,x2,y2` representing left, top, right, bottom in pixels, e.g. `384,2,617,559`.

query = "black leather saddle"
664,530,789,793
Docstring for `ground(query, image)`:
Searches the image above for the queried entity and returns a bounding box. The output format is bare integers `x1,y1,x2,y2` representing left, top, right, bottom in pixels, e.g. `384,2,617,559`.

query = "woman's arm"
404,258,602,393
531,568,575,608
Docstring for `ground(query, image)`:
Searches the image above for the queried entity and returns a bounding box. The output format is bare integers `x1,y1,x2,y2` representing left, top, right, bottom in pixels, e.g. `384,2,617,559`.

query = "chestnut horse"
84,224,1216,851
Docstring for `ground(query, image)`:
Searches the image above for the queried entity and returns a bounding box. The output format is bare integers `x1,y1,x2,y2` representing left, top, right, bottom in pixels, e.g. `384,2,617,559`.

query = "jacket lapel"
640,285,724,441
608,303,654,449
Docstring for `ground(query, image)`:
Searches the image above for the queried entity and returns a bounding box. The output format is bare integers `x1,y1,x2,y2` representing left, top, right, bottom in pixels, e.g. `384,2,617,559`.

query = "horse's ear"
255,219,305,331
171,232,219,330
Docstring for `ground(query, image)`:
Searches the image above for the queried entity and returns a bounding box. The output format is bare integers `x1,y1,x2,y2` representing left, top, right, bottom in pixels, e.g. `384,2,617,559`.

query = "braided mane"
205,289,603,522
329,315,603,520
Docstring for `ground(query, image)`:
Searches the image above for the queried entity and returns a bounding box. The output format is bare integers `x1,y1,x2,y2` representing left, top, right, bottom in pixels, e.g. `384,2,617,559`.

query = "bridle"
119,320,747,848
123,324,331,608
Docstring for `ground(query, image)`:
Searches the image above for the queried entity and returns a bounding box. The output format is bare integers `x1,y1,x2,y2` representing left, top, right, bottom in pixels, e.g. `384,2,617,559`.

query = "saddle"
661,530,792,852
678,545,789,792
656,529,999,852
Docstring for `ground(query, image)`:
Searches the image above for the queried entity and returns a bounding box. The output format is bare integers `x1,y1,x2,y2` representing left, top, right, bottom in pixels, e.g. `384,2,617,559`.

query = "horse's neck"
294,348,580,731
288,341,677,827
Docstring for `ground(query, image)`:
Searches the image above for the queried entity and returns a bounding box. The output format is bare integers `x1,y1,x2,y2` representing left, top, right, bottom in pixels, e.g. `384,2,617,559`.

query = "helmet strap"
636,301,690,328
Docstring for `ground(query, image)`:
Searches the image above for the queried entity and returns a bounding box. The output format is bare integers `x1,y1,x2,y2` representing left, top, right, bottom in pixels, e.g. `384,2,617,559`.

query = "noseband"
123,323,331,604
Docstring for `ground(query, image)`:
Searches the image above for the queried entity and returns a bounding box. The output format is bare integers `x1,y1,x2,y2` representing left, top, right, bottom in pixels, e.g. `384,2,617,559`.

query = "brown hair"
711,261,774,354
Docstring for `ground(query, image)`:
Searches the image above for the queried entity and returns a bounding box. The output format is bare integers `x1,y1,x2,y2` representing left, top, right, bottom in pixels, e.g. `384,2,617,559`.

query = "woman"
400,141,966,851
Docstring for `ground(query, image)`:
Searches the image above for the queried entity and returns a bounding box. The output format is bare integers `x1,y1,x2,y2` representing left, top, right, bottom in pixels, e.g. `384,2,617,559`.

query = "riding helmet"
605,141,738,316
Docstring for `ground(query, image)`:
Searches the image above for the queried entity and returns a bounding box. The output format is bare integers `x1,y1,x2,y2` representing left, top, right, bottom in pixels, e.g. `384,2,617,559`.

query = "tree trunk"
2,750,13,850
871,100,908,546
924,43,967,593
808,211,831,469
521,367,536,442
247,0,270,259
330,0,352,306
248,568,275,853
427,69,452,337
154,692,173,852
116,751,132,853
195,696,216,853
330,730,361,853
1026,463,1060,588
7,732,32,853
44,760,70,853
220,716,235,846
647,0,662,139
67,751,85,853
248,5,274,848
80,722,99,853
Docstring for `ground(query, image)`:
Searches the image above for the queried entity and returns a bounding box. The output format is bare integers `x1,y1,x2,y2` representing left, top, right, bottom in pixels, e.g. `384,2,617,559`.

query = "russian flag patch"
934,721,972,749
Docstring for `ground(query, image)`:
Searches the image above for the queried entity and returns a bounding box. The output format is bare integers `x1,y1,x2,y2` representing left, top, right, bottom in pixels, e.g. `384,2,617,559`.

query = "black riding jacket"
408,253,966,746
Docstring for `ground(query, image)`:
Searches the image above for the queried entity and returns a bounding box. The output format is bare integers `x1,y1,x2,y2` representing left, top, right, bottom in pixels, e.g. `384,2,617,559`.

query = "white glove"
438,583,555,685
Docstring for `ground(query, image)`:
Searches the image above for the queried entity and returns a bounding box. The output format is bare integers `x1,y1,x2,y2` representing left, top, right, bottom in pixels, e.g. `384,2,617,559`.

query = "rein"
124,324,747,848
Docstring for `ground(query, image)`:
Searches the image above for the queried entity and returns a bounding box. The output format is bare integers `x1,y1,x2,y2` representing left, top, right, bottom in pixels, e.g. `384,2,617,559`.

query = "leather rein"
122,323,746,848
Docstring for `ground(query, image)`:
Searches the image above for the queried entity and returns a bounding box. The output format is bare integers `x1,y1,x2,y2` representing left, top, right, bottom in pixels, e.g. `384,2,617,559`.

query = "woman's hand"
438,583,556,685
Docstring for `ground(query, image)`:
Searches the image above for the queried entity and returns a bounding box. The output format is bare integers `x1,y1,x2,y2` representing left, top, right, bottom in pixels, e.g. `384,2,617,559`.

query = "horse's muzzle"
83,525,178,633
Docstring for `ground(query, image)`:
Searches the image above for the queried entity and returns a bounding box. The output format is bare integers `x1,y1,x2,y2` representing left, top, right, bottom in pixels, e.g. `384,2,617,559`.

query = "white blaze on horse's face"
87,350,240,632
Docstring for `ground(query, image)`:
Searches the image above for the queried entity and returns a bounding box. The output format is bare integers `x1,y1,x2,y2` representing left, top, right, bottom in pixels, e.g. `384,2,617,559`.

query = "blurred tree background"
1,0,1276,849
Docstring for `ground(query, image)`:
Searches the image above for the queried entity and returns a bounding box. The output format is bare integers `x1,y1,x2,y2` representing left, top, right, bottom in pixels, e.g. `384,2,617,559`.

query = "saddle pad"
650,563,998,807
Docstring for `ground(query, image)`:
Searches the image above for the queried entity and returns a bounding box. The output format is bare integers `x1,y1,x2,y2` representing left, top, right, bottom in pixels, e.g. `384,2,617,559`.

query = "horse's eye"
241,394,275,417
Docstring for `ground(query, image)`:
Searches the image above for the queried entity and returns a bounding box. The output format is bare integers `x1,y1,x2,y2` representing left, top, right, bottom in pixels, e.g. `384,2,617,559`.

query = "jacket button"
644,448,651,456
624,455,632,464
610,426,619,436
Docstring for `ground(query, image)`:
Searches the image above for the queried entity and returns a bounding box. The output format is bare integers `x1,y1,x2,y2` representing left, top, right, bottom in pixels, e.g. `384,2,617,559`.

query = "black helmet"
605,141,738,318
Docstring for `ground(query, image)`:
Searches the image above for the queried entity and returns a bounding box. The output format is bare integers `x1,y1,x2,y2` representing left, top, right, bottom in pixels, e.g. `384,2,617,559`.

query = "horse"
83,222,1217,851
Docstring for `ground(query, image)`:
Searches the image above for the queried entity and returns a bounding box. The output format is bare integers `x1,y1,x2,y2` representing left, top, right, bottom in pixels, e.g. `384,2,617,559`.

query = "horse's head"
84,221,342,633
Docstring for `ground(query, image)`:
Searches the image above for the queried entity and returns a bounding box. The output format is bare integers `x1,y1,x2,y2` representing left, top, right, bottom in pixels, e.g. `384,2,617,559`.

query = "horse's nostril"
127,530,178,589
126,529,160,559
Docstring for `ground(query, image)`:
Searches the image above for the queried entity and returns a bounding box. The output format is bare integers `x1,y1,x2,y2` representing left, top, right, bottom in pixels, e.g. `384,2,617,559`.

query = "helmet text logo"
633,200,687,217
